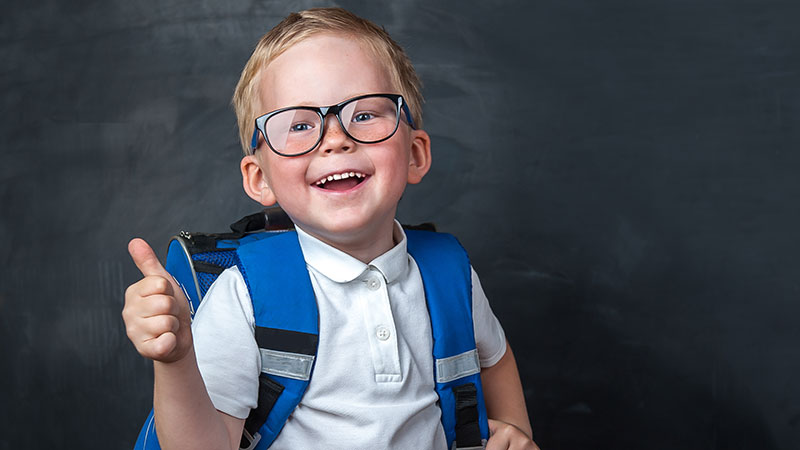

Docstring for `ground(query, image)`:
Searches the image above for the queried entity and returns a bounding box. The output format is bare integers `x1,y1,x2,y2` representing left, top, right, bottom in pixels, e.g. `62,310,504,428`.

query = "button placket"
360,267,401,382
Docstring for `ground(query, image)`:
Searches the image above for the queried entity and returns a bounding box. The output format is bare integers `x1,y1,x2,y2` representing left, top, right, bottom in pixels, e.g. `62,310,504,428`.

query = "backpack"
134,208,489,450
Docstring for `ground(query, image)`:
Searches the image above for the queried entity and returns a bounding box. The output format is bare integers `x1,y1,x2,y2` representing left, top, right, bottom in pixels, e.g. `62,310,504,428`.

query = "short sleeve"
191,266,260,419
471,267,507,368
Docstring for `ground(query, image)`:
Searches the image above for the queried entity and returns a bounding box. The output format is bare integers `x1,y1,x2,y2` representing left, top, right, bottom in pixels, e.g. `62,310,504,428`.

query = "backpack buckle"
239,429,261,450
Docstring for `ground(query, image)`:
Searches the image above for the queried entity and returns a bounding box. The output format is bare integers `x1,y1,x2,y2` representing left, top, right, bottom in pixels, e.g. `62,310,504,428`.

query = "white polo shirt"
192,222,506,450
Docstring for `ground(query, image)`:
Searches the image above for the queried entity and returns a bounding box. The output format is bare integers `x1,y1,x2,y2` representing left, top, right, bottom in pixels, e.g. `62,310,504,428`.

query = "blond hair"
231,7,424,155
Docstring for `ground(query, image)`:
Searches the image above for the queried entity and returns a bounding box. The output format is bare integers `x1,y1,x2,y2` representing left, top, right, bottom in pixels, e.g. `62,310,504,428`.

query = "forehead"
256,33,395,113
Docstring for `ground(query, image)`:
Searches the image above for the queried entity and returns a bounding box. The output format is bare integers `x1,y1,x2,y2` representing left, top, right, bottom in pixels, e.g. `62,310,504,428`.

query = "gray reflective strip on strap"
260,348,315,381
436,349,480,384
451,439,488,450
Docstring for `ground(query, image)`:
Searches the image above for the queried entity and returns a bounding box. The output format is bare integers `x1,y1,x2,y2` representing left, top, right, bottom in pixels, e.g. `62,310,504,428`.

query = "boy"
123,7,539,450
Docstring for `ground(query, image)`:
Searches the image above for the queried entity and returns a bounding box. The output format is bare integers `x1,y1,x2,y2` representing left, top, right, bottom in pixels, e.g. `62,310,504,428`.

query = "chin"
312,212,388,240
317,217,371,237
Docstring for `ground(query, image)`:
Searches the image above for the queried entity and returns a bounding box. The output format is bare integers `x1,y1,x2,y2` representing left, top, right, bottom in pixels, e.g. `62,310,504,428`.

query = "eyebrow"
276,92,375,109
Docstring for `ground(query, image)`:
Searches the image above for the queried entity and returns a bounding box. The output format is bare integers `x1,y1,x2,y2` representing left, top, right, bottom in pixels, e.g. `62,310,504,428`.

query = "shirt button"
366,277,381,291
376,326,391,341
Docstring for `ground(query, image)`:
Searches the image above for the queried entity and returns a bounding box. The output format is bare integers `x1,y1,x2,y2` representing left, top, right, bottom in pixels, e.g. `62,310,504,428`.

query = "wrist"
153,344,197,373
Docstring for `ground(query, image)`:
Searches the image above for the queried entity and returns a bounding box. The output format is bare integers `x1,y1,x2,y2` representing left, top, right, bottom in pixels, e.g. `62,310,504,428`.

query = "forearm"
152,348,241,450
480,342,533,438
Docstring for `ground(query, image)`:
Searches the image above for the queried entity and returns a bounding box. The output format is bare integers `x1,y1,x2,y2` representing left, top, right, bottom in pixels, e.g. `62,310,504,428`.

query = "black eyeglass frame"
250,93,417,157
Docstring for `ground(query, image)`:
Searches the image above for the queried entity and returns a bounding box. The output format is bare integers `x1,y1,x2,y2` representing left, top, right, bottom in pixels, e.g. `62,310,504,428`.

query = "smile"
313,171,368,191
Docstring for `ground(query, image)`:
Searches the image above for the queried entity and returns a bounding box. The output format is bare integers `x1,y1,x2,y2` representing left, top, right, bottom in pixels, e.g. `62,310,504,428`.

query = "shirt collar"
294,221,408,284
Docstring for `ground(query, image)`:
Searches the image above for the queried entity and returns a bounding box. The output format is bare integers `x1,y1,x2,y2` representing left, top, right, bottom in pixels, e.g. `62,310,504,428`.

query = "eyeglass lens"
265,96,399,155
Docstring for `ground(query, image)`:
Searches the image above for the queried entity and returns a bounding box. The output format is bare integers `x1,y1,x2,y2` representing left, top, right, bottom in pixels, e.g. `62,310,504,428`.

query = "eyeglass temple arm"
400,100,416,129
250,129,260,151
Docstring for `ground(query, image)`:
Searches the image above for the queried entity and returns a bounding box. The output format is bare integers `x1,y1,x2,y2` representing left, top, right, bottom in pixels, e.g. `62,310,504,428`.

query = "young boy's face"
241,33,431,255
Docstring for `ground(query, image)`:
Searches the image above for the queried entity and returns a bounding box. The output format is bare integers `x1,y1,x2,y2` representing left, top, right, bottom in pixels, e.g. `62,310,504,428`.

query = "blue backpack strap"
405,230,490,450
235,231,319,450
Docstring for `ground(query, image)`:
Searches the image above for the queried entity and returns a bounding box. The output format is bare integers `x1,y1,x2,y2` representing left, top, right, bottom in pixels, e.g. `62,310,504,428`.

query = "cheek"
380,135,412,172
380,151,412,189
262,156,309,193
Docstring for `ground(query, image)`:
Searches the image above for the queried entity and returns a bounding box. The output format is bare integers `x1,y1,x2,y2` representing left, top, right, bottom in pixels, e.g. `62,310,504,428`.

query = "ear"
407,129,432,184
240,155,277,206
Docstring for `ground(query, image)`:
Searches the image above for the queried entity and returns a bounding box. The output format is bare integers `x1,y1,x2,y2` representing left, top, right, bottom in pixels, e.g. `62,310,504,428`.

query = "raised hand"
122,238,193,363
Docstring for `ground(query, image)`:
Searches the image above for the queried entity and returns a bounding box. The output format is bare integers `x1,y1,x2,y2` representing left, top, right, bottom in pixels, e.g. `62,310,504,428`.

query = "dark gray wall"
2,1,799,449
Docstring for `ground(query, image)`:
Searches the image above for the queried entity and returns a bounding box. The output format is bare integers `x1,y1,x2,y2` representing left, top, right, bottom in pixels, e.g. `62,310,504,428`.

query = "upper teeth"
316,171,365,186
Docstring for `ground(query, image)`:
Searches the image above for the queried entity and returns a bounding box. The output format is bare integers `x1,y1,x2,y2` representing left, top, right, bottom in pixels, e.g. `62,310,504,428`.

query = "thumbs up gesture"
123,238,193,363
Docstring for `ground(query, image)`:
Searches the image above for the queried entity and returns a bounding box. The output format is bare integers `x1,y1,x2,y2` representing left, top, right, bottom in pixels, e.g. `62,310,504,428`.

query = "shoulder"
193,265,255,331
236,230,300,255
209,265,248,295
405,229,469,266
405,229,464,248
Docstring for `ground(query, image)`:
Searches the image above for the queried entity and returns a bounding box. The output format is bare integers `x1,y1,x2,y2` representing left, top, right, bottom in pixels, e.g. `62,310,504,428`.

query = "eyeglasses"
250,93,416,157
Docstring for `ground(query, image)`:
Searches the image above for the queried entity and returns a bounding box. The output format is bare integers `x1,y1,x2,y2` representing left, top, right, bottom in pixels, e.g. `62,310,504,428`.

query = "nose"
318,115,353,154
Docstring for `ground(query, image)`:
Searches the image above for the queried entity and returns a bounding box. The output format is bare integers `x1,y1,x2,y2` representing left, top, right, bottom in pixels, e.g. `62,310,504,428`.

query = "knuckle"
151,339,164,355
153,334,175,357
169,316,180,333
124,283,141,302
142,275,168,293
504,428,519,441
125,325,137,341
149,295,170,314
158,315,178,332
149,316,165,332
159,296,178,315
142,294,170,316
147,315,166,333
151,276,170,292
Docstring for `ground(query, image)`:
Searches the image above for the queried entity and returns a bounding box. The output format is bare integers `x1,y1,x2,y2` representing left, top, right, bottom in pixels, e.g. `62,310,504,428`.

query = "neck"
297,217,397,264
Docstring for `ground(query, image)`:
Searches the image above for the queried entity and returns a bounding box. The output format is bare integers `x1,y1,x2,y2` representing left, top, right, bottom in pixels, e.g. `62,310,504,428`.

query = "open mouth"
314,171,367,191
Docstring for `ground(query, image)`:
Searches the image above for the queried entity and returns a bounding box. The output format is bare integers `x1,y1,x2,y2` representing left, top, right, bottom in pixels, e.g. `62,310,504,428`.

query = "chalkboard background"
2,0,798,449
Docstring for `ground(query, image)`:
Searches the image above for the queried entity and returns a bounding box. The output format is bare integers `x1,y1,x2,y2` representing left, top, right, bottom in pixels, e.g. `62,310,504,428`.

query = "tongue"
322,178,360,191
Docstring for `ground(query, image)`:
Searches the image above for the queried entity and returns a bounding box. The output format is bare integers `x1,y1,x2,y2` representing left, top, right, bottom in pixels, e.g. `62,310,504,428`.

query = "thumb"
128,238,168,277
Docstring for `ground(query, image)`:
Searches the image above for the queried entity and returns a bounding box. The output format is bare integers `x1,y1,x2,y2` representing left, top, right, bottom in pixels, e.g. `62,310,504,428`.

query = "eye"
290,122,314,132
352,112,375,123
